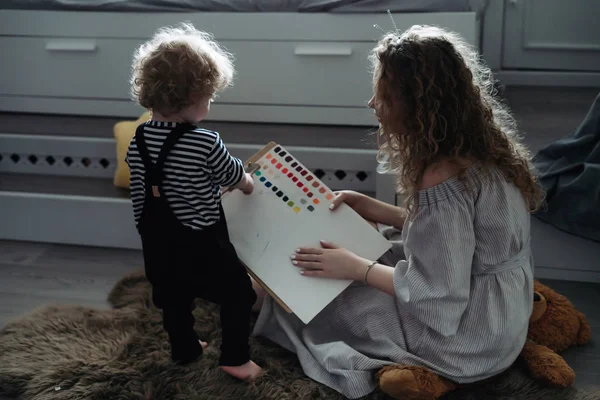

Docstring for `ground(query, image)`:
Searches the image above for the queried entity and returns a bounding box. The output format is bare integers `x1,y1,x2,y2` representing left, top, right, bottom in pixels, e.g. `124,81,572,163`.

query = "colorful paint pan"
259,176,305,214
261,145,337,211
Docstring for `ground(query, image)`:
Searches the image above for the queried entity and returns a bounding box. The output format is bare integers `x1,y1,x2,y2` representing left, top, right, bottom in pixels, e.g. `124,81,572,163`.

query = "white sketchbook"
222,142,391,324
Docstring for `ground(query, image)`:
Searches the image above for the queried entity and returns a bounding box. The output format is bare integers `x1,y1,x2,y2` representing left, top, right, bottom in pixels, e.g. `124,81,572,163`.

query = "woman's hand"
291,240,370,281
329,191,378,229
330,190,407,230
329,190,366,212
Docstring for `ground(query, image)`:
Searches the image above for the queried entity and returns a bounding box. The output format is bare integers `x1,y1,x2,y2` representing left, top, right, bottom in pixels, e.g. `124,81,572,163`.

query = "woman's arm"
331,191,407,229
356,197,407,229
361,263,396,296
293,242,396,297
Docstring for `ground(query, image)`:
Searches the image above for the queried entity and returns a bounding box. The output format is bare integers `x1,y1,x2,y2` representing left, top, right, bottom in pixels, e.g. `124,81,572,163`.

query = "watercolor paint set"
253,144,335,215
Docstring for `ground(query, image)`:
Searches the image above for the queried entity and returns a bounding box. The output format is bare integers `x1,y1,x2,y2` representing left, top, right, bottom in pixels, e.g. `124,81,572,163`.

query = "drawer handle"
294,44,352,57
45,40,97,52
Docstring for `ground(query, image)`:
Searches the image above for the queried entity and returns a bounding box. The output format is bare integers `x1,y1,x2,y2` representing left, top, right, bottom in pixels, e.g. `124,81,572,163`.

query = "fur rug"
1,270,599,400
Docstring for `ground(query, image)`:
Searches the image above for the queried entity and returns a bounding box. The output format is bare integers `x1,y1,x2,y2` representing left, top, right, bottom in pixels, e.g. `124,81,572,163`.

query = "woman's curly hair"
131,23,234,116
371,25,543,213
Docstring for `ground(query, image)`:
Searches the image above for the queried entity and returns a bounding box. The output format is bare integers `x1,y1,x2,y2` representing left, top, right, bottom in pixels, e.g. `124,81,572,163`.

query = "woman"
252,25,543,400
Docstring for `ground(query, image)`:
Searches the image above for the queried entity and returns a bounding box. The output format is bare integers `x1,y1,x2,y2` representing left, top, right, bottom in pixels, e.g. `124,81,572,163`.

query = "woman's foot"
220,360,263,381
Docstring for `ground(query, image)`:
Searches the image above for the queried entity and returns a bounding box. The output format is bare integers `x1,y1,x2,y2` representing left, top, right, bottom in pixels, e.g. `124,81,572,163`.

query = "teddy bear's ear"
530,292,548,323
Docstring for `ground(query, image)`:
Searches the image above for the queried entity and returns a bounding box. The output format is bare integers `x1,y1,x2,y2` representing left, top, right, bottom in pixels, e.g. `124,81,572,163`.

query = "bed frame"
0,10,478,247
4,8,598,282
0,10,479,125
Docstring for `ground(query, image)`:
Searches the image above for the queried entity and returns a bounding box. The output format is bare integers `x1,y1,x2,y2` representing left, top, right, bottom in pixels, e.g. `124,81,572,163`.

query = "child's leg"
217,268,256,366
218,271,262,380
200,251,261,380
141,234,204,364
162,298,203,364
203,208,262,379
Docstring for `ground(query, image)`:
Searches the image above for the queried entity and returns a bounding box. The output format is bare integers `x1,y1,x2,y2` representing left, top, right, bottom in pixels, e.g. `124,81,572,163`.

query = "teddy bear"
376,280,592,400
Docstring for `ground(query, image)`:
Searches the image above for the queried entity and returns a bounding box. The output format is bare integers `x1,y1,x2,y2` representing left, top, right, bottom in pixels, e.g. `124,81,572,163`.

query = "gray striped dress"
252,165,534,399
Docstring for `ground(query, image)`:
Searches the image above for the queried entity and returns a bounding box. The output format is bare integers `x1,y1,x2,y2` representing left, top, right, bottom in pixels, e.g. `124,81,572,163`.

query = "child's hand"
240,173,254,195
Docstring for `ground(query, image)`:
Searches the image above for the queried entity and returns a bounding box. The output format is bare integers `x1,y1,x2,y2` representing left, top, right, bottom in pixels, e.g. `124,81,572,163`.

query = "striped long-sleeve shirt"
126,120,244,230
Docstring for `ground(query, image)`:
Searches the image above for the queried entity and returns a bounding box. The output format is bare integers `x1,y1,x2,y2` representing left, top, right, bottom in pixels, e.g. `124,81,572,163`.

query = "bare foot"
199,341,208,350
220,360,263,381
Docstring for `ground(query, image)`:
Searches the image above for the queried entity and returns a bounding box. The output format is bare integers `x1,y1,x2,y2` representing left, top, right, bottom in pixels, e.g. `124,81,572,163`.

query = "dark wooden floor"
0,239,599,398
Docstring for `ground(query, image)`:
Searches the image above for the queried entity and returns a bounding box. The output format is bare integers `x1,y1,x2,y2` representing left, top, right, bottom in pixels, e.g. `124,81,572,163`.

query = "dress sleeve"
394,197,475,337
207,133,244,187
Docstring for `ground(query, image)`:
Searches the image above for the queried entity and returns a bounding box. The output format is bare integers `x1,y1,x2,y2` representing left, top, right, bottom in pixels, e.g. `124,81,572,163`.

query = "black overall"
134,123,256,366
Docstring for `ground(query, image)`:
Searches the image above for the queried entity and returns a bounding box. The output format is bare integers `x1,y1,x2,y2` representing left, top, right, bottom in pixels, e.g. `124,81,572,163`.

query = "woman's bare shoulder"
419,160,466,191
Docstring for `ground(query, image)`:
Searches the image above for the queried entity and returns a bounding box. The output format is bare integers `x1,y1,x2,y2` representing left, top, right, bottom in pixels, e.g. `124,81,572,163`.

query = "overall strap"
134,122,193,198
133,124,153,172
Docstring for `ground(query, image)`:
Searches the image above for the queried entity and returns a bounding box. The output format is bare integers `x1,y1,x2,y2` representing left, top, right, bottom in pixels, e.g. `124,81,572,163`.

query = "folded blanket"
533,92,600,242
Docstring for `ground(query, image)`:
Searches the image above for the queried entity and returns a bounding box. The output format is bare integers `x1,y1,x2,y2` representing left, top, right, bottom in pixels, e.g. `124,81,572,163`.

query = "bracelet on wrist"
364,261,377,286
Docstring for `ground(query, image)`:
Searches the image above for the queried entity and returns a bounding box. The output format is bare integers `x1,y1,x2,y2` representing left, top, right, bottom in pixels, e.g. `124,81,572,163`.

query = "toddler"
126,23,261,380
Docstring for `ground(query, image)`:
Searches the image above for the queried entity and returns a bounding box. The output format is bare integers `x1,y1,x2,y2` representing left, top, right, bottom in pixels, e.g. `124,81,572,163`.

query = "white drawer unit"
0,37,143,99
481,0,600,88
503,0,600,72
219,41,374,108
0,10,478,125
0,38,373,108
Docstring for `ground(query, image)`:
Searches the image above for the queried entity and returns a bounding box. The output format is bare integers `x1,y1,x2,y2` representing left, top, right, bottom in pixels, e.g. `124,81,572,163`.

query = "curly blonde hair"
370,25,543,213
131,23,234,116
